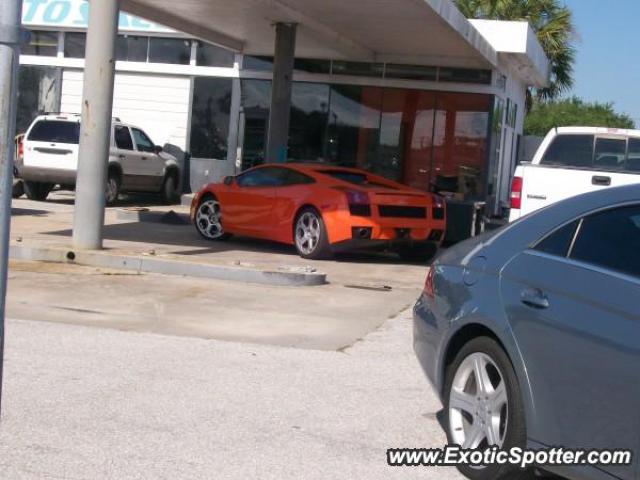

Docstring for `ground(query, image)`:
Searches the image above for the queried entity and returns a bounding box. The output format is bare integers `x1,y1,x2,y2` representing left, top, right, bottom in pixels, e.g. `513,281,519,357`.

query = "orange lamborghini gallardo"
190,163,446,260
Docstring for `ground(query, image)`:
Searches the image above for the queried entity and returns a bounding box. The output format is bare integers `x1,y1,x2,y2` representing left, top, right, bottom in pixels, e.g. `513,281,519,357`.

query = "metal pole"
266,23,296,163
0,0,26,418
72,0,120,250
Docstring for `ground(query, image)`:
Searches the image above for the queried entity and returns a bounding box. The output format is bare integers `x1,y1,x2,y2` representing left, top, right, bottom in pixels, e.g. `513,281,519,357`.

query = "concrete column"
0,0,25,417
72,0,120,250
266,23,296,163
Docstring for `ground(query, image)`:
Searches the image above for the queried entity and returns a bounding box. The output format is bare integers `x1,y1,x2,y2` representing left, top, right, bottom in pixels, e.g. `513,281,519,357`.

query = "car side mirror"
154,145,163,154
223,175,235,186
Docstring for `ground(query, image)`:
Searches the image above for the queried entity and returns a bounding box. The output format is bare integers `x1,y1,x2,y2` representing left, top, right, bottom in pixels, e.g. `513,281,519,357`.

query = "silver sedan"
413,184,640,480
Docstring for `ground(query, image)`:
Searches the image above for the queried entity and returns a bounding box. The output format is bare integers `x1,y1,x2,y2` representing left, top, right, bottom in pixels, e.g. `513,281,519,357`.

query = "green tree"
524,97,635,136
455,0,576,101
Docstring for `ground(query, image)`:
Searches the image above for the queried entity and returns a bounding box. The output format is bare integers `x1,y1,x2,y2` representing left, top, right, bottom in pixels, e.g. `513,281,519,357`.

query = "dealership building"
17,0,549,220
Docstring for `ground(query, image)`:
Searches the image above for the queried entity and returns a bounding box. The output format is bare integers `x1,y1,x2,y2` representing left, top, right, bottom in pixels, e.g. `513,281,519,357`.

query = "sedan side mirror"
154,145,163,154
223,175,235,186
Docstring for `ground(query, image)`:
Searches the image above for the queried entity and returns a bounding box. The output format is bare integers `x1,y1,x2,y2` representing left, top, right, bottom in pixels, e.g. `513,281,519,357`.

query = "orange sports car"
190,163,446,260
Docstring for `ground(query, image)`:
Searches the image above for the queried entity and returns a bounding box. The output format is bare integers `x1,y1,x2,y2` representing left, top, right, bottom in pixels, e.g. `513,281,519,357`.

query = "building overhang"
469,20,550,88
119,0,499,69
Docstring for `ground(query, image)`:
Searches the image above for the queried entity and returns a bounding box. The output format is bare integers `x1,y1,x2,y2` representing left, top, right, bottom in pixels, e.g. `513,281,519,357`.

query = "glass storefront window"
64,32,86,58
116,35,149,62
22,30,58,56
294,59,331,74
243,56,274,72
195,41,235,68
384,64,437,82
289,82,330,161
326,85,382,167
239,79,272,169
148,38,191,65
432,93,492,199
189,78,232,159
439,67,492,85
16,66,61,134
331,61,384,78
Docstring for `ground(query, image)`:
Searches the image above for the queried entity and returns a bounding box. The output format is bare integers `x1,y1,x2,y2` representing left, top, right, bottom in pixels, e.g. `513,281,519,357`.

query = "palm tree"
455,0,576,102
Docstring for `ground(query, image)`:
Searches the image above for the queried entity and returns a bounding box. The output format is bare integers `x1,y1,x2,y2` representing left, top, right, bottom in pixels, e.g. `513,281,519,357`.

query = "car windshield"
320,169,397,189
28,120,80,144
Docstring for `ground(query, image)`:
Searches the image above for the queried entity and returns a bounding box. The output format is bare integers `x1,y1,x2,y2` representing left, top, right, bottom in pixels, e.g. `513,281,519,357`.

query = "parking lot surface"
0,310,462,480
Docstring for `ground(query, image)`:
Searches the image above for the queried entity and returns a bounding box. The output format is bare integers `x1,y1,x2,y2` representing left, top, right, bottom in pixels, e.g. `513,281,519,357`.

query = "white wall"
61,70,190,150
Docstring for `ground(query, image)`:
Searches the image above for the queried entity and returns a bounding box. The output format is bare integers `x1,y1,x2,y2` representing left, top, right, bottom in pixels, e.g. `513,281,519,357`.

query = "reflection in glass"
22,30,58,56
240,80,272,169
64,32,86,58
289,82,330,161
149,38,191,65
116,35,149,62
189,78,232,159
196,41,235,68
16,66,61,134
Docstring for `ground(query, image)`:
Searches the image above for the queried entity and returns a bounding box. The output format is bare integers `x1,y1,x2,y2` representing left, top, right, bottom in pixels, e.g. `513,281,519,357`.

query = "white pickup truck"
509,127,640,221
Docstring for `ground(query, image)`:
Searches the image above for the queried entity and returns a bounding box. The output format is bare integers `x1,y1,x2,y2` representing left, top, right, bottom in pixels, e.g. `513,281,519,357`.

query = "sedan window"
533,220,579,257
570,205,640,278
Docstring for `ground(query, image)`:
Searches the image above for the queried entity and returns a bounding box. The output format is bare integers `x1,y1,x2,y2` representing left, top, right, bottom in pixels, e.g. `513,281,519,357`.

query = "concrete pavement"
0,310,463,480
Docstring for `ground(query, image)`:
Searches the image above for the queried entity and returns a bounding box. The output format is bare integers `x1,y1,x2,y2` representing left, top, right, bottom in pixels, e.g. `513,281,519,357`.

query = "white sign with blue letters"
22,0,175,33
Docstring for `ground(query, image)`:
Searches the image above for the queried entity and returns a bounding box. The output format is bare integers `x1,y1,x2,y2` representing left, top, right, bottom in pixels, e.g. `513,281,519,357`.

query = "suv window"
626,138,640,172
570,205,640,278
540,134,594,169
114,126,134,150
237,167,285,187
28,120,80,144
534,221,579,257
131,128,155,153
594,138,626,170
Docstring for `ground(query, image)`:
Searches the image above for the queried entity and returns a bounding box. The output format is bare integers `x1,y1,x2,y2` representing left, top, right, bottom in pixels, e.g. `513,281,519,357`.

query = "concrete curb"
10,244,327,287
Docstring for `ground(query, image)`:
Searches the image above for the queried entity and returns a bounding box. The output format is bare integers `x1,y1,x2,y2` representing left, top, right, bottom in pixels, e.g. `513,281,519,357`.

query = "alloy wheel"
449,352,509,451
196,199,225,239
295,212,321,255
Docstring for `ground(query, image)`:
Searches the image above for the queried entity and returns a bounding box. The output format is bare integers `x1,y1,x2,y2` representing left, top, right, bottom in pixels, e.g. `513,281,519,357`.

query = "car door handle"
592,175,611,186
141,156,148,160
118,155,125,160
521,288,549,310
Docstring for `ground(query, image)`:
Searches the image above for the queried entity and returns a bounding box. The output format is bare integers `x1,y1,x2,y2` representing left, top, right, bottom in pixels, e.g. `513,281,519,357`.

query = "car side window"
131,128,155,153
279,168,315,186
236,167,285,187
570,205,640,278
114,126,134,150
540,134,594,169
533,220,579,257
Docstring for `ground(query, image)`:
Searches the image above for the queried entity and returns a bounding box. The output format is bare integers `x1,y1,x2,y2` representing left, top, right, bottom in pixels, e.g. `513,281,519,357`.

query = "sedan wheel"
449,352,508,450
195,198,229,240
444,337,532,480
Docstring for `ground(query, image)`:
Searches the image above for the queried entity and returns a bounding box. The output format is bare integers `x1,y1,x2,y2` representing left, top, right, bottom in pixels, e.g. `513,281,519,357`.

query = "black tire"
12,179,24,199
444,336,534,480
293,207,331,260
160,171,180,205
105,170,121,206
194,195,232,241
397,242,438,262
23,181,52,201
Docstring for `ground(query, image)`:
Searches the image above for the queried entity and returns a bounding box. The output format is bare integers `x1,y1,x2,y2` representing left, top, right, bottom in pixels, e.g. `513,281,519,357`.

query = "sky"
563,0,640,125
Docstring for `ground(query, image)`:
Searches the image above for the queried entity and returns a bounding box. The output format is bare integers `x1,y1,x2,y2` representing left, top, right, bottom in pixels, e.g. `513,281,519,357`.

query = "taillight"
510,176,523,210
333,187,371,216
344,189,369,205
424,267,435,298
16,136,24,160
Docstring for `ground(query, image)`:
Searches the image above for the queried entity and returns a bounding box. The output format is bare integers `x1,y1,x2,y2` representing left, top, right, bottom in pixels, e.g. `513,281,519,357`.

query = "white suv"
16,114,182,205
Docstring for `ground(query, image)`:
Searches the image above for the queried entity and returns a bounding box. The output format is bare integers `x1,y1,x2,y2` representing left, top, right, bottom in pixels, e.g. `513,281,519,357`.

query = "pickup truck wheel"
24,181,52,201
105,171,120,206
160,172,180,205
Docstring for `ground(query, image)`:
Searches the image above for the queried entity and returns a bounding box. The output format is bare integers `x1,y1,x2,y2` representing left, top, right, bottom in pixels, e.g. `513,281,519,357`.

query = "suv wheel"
444,337,533,480
294,207,331,259
24,181,52,201
106,171,120,206
160,172,180,205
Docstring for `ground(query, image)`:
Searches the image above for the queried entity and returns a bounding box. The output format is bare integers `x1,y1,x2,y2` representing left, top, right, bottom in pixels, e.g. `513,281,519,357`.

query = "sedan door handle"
521,288,549,310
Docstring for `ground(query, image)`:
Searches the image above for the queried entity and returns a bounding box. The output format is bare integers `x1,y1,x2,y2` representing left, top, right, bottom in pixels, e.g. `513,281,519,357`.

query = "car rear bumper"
17,165,76,185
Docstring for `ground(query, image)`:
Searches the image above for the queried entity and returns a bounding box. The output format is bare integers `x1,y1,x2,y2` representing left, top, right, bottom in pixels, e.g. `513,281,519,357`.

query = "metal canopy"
121,0,498,68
